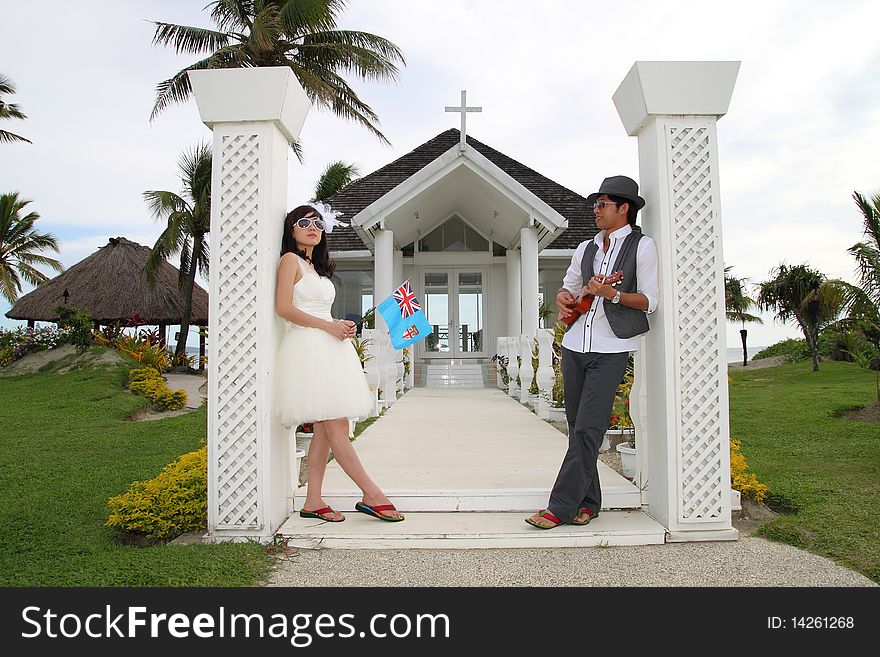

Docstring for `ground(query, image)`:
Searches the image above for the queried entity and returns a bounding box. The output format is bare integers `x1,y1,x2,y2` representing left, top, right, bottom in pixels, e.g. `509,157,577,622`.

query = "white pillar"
506,248,521,336
520,224,539,338
374,227,394,333
613,61,740,541
190,67,310,541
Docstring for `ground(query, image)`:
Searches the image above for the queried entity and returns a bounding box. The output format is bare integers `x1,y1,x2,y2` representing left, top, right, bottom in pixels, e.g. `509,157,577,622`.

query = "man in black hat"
526,175,659,529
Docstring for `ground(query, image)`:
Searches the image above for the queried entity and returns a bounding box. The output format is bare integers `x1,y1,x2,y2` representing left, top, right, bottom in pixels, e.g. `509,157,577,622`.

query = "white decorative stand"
535,329,554,419
191,67,310,541
518,335,534,405
613,61,740,541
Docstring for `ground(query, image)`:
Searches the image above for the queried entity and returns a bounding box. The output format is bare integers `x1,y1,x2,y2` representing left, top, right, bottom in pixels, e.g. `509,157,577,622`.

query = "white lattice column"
190,68,310,541
613,61,740,541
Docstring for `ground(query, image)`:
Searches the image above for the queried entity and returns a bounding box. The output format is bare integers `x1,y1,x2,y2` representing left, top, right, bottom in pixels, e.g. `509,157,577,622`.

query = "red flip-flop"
571,507,597,526
355,501,405,522
300,506,344,522
525,509,563,529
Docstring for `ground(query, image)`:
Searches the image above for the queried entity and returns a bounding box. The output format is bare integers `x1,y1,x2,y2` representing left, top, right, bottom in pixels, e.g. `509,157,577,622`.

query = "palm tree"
0,192,63,303
144,143,212,361
846,190,880,321
0,74,32,144
724,265,763,366
313,160,360,201
149,0,404,146
757,263,843,371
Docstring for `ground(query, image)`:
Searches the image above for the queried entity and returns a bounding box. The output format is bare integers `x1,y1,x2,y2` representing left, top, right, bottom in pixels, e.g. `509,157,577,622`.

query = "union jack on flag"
402,325,420,340
392,280,420,317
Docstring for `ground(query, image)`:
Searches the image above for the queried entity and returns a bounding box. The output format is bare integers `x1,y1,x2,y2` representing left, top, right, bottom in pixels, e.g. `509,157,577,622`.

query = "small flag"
377,280,432,349
392,279,420,317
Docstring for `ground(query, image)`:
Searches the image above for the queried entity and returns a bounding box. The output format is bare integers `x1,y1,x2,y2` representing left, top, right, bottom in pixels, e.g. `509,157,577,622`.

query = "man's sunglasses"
296,217,325,231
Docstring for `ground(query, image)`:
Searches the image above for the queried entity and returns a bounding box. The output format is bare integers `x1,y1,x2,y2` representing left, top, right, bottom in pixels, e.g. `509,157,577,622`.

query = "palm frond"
209,0,255,33
12,262,50,288
151,21,232,55
313,160,360,200
299,30,404,80
276,0,339,36
0,74,15,96
0,101,28,121
0,265,22,304
143,190,189,221
0,129,32,144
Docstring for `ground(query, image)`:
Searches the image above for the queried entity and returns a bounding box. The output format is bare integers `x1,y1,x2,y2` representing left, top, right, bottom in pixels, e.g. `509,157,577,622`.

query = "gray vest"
581,226,650,339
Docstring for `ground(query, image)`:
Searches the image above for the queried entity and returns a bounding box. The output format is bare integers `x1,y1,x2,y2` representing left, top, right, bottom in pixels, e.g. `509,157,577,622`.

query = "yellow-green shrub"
128,367,187,410
107,446,207,540
730,439,769,503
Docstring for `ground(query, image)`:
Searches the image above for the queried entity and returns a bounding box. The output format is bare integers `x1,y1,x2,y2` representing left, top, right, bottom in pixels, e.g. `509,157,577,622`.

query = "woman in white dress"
274,203,403,523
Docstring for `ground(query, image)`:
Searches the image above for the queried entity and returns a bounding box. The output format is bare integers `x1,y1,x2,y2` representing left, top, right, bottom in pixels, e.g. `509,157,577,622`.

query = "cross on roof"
445,90,482,151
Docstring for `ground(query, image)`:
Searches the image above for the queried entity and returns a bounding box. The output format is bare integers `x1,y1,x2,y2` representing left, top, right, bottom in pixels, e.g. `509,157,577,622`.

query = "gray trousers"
547,348,629,523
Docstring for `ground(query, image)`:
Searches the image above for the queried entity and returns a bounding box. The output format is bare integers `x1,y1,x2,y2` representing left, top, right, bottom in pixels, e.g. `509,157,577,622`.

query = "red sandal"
355,501,405,522
300,506,344,522
571,507,597,526
525,509,563,529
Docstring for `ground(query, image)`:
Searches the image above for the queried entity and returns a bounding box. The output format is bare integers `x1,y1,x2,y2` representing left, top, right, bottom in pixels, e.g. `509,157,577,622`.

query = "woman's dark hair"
607,194,639,226
280,205,336,278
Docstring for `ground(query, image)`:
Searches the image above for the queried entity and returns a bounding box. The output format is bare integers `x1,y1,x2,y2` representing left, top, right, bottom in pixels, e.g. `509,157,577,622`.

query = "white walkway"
279,388,666,548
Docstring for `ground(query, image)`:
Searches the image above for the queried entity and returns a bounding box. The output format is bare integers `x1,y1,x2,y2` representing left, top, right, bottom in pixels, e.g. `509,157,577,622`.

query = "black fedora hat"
586,175,646,210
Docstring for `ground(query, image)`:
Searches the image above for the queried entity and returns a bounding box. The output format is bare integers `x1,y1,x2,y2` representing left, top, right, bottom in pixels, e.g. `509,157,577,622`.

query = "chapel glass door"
421,269,486,359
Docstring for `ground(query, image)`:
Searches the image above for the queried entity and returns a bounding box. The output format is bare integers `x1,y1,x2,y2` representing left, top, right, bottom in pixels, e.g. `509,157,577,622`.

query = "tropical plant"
0,192,63,303
0,74,31,144
149,0,405,148
144,142,212,361
724,265,763,366
538,298,554,328
313,160,360,201
350,334,373,368
53,305,94,353
832,188,880,400
757,263,844,371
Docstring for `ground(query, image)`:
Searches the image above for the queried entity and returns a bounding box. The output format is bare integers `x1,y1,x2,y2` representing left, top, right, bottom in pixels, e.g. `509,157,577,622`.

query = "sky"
2,0,879,350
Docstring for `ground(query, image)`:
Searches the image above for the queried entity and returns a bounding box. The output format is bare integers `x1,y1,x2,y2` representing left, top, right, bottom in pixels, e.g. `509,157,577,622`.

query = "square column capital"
188,67,310,143
613,61,740,136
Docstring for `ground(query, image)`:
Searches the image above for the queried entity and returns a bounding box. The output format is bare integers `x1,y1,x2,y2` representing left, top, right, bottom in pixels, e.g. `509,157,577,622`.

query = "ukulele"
558,270,624,327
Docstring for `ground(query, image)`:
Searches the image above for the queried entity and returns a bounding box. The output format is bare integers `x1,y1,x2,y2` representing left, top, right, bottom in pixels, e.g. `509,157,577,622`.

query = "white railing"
495,330,559,419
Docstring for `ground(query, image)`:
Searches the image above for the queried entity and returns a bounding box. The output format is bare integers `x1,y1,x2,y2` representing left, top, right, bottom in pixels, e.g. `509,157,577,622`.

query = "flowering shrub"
127,367,187,410
0,325,72,365
297,422,314,434
730,439,769,503
106,444,207,541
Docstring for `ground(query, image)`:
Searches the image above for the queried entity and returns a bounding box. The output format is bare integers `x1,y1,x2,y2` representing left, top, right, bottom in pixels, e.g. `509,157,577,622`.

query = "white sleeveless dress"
274,255,373,428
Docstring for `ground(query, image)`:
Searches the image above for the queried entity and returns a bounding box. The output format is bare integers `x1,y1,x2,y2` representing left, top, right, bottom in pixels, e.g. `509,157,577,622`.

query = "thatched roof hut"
5,237,208,326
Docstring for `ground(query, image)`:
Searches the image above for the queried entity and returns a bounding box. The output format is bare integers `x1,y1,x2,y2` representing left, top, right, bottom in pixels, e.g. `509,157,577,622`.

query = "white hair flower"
308,202,348,233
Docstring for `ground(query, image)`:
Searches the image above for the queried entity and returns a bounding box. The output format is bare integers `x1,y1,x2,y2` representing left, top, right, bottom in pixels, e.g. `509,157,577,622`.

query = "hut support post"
190,68,310,542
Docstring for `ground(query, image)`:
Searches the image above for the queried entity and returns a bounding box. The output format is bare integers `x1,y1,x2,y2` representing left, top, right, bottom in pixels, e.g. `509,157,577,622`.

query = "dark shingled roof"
6,237,209,325
326,129,596,252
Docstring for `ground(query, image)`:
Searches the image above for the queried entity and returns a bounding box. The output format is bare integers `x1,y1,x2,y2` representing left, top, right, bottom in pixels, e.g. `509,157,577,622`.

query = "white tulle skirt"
274,325,373,429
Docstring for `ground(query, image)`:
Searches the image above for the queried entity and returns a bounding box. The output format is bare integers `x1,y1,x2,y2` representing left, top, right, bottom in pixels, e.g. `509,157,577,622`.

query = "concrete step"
294,484,642,512
278,510,666,549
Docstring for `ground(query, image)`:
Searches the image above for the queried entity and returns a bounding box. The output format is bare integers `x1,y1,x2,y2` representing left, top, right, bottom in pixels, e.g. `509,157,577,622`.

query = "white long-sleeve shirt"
560,224,659,354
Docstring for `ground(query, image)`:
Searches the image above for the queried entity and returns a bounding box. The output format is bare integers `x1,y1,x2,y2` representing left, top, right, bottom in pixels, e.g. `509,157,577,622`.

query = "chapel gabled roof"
326,129,596,252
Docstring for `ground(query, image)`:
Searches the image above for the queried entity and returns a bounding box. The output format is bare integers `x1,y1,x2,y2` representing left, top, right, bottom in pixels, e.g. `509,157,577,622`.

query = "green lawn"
729,360,880,583
0,349,272,586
